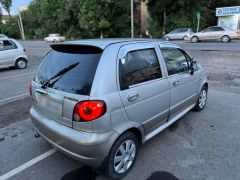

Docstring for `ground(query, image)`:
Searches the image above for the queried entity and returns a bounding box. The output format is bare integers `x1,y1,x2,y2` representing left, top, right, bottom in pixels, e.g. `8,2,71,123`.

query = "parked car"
164,28,194,41
44,34,65,42
0,38,28,69
30,39,208,179
190,26,240,43
0,34,8,38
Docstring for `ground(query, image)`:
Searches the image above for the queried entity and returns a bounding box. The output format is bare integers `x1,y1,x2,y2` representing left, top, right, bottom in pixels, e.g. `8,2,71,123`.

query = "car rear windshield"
34,45,102,95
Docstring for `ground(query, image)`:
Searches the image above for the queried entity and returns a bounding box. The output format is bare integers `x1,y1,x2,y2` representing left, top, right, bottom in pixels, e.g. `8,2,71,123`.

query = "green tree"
1,17,20,38
21,0,133,39
146,0,240,38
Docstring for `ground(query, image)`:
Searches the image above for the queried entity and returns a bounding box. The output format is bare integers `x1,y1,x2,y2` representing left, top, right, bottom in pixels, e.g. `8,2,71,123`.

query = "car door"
199,27,222,40
212,27,225,39
199,27,214,40
118,43,170,134
0,40,18,68
171,29,181,39
159,45,199,120
176,29,187,39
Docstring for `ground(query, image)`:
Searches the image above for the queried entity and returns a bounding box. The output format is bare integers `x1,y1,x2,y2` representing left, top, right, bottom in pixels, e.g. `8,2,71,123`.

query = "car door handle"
127,93,139,102
173,80,179,86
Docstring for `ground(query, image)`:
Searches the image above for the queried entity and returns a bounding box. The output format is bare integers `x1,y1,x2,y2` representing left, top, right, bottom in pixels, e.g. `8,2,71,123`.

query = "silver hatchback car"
0,38,28,69
30,39,208,179
164,28,194,41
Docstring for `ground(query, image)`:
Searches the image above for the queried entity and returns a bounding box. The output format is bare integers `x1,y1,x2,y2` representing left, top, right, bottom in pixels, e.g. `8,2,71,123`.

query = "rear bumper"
30,107,119,167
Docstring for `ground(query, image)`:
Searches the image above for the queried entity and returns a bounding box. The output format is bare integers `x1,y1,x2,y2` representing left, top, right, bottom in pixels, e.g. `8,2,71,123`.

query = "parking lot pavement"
0,90,240,180
177,40,240,51
0,41,240,180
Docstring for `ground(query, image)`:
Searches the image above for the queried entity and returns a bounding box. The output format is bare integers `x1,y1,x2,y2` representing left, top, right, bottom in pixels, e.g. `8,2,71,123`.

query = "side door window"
0,40,17,51
160,47,190,76
119,48,162,90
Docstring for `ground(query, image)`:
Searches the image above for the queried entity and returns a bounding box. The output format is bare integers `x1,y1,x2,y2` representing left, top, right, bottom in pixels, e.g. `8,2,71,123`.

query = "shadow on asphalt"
146,171,179,180
61,166,98,180
61,166,179,180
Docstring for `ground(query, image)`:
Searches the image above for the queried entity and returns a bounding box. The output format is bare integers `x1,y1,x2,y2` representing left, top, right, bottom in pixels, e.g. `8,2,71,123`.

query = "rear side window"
212,27,225,31
34,46,102,95
119,48,162,90
0,40,17,51
160,47,190,76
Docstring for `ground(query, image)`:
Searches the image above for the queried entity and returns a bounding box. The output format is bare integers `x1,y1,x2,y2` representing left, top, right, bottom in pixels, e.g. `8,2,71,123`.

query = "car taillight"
236,31,240,35
73,100,106,122
29,84,32,96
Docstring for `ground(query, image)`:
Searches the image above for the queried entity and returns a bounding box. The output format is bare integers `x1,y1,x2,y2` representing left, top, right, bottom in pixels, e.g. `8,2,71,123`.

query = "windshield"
49,34,60,37
34,46,102,95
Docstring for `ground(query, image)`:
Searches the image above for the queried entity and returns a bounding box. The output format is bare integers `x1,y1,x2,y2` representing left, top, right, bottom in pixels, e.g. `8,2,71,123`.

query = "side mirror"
190,58,197,75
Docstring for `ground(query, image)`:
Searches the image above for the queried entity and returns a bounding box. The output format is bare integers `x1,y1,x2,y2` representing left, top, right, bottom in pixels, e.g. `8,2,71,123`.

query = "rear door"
175,29,187,39
118,43,170,134
159,45,199,119
0,40,18,67
32,45,102,131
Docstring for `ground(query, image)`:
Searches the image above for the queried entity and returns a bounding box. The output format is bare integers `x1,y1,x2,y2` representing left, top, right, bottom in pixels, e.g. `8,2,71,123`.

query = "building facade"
216,6,240,30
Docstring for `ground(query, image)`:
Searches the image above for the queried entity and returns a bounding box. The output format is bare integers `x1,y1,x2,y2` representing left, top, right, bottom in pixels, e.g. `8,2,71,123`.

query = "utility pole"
162,9,166,36
18,11,25,40
17,20,23,38
131,0,134,38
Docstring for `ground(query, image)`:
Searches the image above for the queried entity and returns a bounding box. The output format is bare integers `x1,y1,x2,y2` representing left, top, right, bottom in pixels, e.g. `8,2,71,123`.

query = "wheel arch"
14,56,28,63
221,35,231,42
126,127,143,145
203,82,208,91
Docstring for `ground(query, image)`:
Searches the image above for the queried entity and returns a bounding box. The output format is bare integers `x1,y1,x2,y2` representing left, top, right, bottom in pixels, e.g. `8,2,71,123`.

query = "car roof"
0,38,17,41
51,38,179,49
0,38,11,41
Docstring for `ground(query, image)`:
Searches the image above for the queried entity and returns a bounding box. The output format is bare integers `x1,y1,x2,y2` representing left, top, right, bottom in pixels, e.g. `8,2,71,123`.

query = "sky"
1,0,31,15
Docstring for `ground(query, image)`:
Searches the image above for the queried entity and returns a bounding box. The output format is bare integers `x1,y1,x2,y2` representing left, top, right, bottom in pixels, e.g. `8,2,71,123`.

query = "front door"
118,43,170,134
159,46,199,119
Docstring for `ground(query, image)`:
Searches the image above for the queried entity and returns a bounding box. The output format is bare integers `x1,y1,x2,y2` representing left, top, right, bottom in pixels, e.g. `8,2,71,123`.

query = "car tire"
15,58,27,69
103,131,138,179
221,35,231,43
191,36,199,43
165,36,170,41
194,86,208,112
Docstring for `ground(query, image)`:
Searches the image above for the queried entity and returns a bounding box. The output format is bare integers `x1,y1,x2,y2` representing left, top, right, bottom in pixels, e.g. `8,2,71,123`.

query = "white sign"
216,6,240,16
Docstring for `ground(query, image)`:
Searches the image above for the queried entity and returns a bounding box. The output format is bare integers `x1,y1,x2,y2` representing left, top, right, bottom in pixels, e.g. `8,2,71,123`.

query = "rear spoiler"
50,44,103,54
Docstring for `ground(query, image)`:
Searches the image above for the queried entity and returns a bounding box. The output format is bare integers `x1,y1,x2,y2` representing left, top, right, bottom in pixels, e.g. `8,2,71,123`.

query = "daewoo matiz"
30,39,208,179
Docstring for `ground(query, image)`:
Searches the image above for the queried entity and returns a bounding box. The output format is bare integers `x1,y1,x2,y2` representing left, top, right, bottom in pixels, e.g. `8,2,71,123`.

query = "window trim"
118,45,163,91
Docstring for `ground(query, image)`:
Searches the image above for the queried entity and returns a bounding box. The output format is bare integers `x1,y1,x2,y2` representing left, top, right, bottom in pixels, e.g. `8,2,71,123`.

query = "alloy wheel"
17,60,27,69
113,139,136,174
199,89,207,109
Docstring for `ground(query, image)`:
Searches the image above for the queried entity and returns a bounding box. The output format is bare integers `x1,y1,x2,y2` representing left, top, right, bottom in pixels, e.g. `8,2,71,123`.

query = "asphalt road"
0,40,240,180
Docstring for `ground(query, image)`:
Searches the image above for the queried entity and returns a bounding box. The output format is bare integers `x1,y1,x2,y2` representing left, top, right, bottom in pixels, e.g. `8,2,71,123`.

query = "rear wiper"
41,62,79,89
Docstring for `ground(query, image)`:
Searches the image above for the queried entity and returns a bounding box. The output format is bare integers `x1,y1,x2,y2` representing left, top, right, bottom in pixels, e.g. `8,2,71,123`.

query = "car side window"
0,40,17,51
213,27,225,31
160,47,190,76
204,28,213,32
178,29,187,33
119,48,162,90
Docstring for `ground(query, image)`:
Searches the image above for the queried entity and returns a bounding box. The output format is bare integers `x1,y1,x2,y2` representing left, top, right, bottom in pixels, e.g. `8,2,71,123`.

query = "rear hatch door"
32,45,102,130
